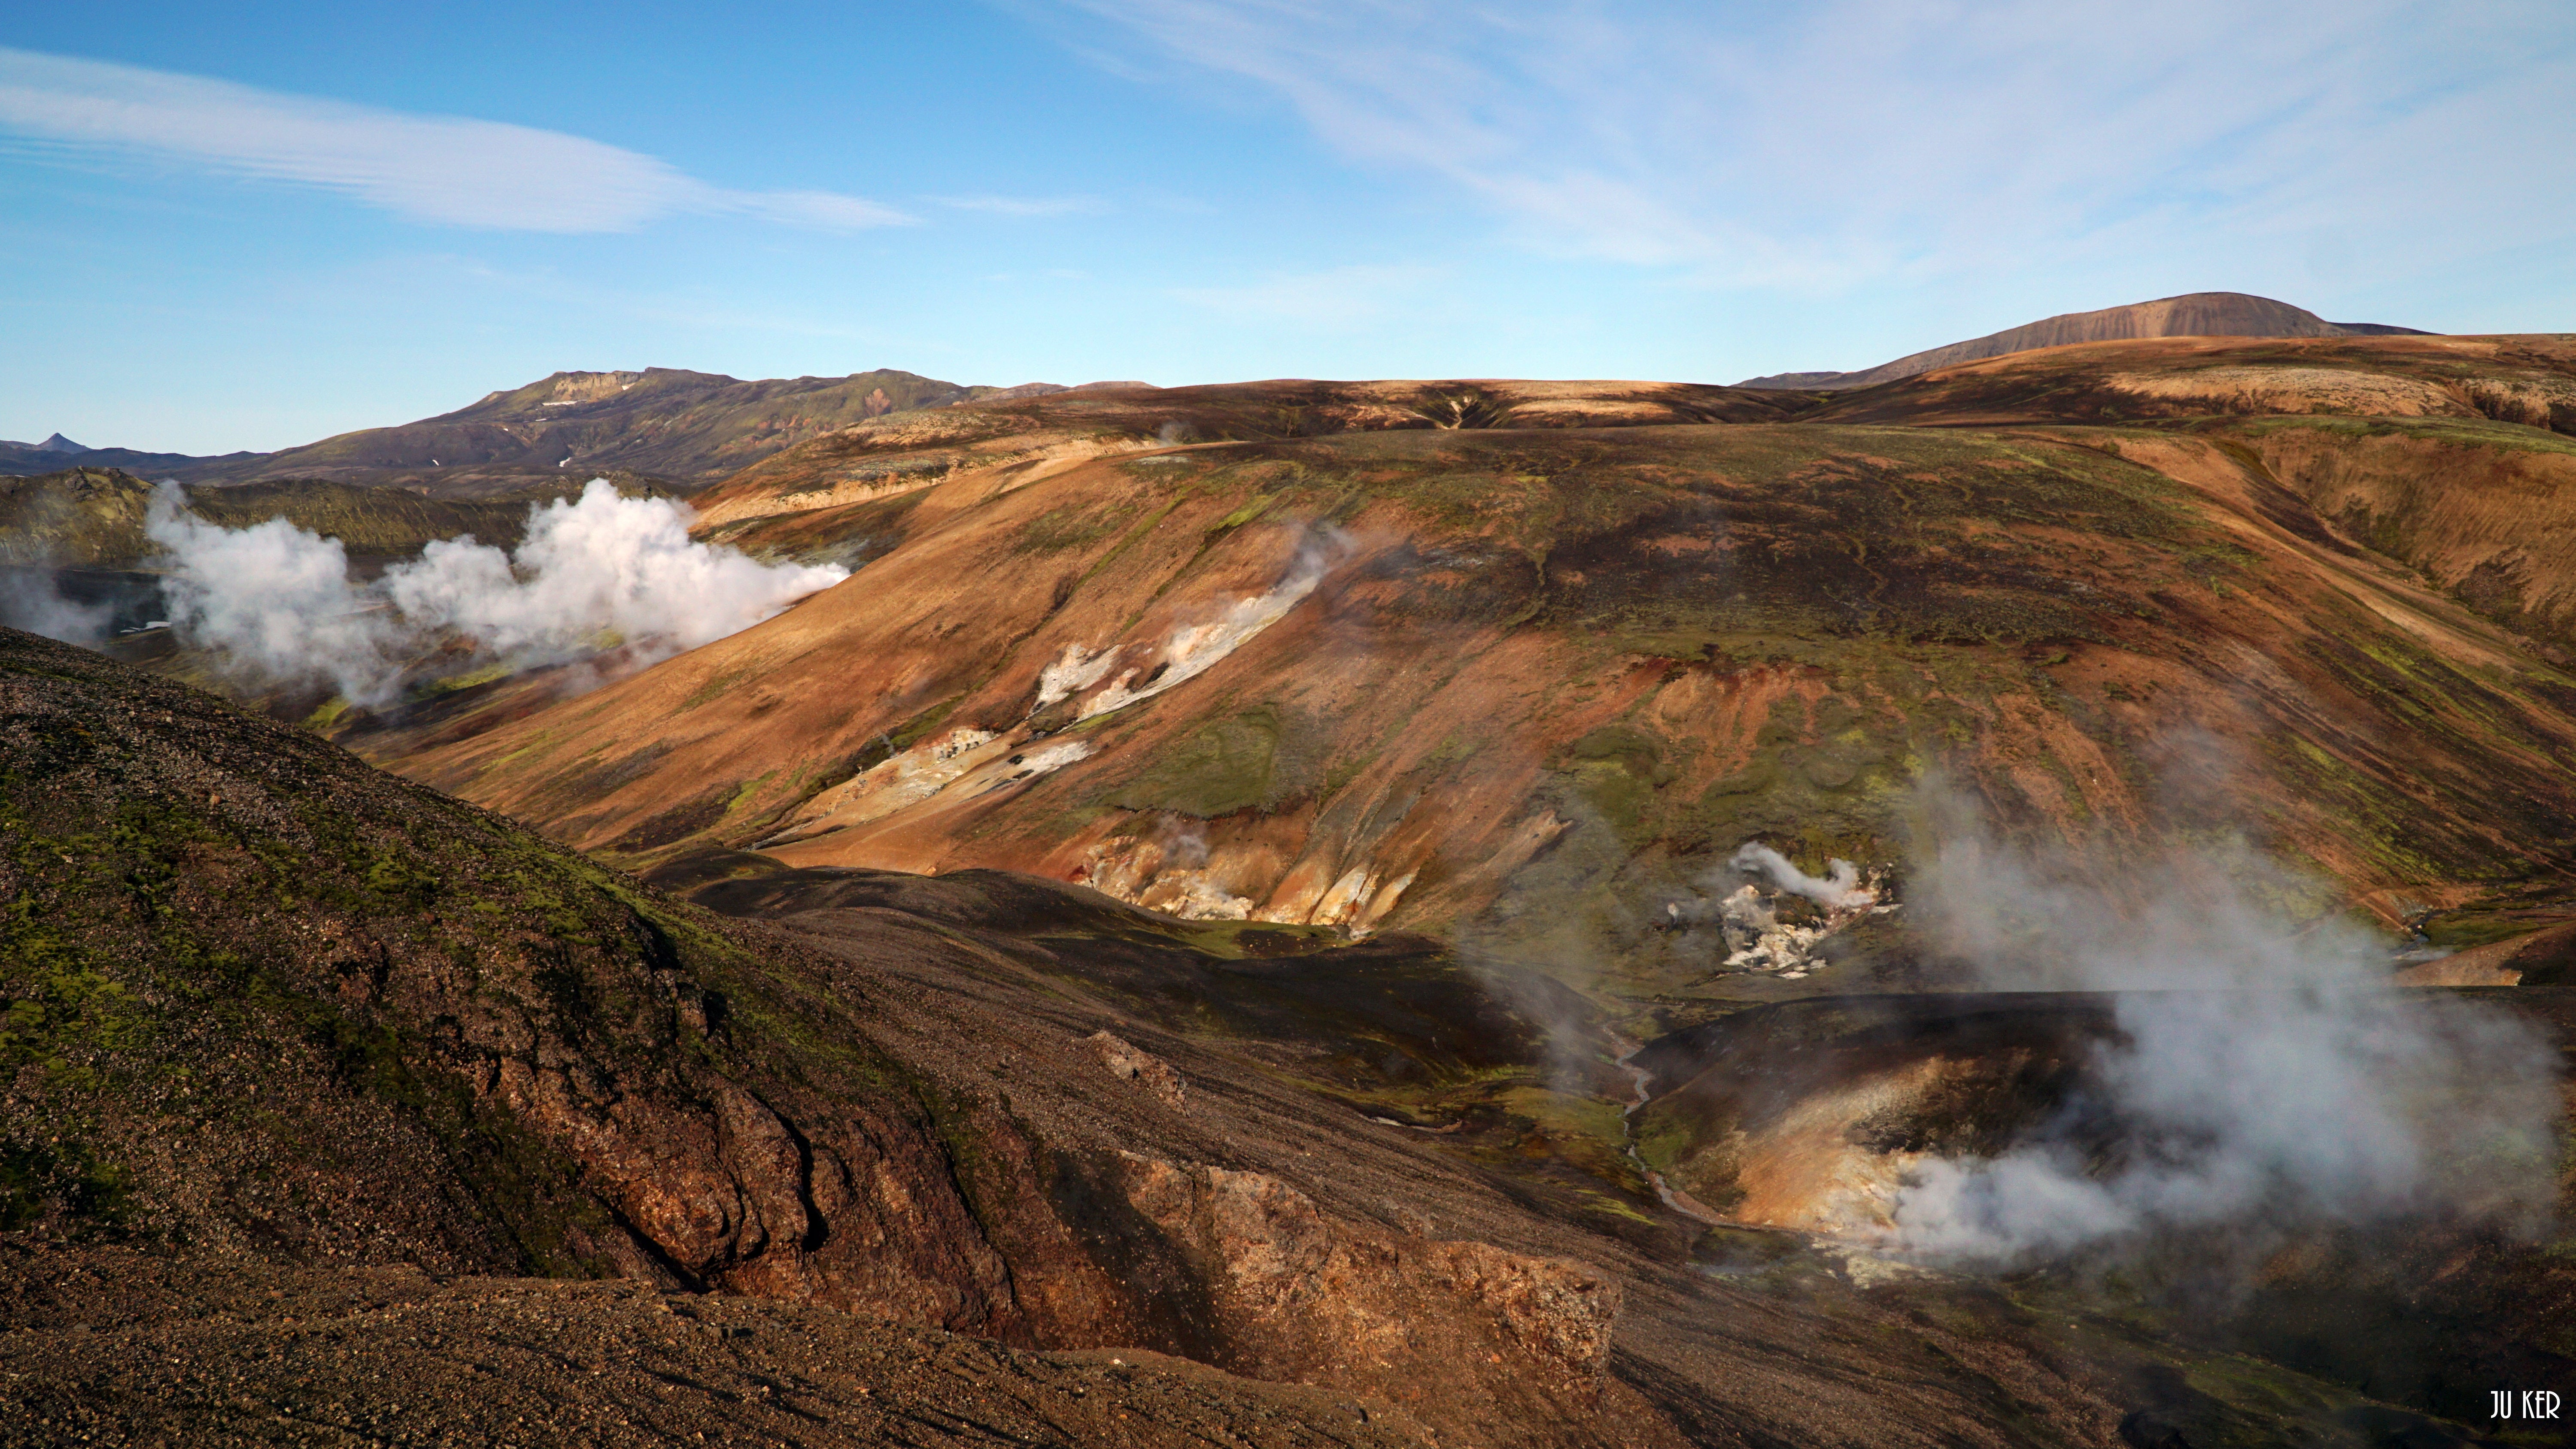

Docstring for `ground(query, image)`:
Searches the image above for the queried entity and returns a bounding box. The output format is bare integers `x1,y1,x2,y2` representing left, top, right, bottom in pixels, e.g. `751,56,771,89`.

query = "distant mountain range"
1736,291,2431,390
0,291,2439,487
0,370,1150,495
0,430,258,480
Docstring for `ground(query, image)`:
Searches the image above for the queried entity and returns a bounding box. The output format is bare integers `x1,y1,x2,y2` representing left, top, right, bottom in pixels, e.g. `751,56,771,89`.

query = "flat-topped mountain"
1740,291,2431,389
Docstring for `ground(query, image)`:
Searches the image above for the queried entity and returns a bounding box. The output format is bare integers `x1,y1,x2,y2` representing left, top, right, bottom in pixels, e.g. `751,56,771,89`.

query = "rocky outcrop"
472,1056,1023,1327
0,627,1631,1446
1113,1153,1619,1417
1086,1031,1188,1109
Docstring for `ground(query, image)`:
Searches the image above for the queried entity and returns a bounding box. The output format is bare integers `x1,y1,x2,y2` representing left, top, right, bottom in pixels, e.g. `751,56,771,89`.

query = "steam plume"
1729,842,1872,907
147,479,844,702
145,497,396,701
0,568,114,647
1886,800,2562,1265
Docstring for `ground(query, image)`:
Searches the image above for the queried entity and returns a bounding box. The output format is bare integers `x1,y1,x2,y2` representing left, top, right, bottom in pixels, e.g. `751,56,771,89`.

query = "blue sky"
3,0,2572,453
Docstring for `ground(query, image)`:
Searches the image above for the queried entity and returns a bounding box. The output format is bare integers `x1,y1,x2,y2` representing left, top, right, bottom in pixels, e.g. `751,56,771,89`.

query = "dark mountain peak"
36,432,86,453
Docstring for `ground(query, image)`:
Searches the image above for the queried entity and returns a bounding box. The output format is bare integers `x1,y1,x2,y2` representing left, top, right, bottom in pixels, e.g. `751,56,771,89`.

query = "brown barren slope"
166,366,1054,497
684,376,1820,541
1803,332,2576,663
356,370,2576,996
12,627,2290,1448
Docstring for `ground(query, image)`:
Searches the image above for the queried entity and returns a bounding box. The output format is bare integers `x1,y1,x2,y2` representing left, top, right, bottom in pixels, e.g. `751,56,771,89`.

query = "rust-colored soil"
349,351,2576,995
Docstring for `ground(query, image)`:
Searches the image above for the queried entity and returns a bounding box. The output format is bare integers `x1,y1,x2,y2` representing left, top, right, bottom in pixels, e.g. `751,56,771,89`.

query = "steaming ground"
761,524,1361,908
1072,526,1349,721
144,479,845,703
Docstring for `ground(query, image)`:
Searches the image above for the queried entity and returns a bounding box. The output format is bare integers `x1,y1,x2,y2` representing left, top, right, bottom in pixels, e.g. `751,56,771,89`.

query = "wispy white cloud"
932,193,1112,217
1061,0,2576,289
729,190,916,230
0,47,914,233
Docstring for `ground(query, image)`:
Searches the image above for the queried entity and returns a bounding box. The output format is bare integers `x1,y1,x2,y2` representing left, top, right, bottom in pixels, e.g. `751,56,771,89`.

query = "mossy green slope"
2,626,749,1259
0,625,1037,1322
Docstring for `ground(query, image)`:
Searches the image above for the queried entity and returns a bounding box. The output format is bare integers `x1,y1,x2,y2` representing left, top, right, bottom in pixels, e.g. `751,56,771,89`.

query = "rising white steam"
1886,809,2563,1265
1730,842,1873,908
0,569,113,647
146,479,844,703
383,480,845,658
146,495,399,702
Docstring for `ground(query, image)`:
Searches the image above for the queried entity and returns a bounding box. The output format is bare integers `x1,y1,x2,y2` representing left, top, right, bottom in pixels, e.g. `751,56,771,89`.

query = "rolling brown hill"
1805,332,2576,656
1,370,1156,498
0,466,562,570
13,625,2565,1446
341,343,2576,1008
1738,290,2430,390
687,375,1817,514
0,625,2235,1447
165,367,1129,497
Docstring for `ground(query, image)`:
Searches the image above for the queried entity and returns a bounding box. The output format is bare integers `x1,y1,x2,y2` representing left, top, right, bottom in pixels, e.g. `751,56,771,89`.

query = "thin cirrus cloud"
0,46,912,233
932,193,1112,217
1061,0,2576,290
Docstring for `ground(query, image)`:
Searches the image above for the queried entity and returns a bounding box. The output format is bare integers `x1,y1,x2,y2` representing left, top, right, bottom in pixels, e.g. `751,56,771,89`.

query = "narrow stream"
1611,1036,1724,1226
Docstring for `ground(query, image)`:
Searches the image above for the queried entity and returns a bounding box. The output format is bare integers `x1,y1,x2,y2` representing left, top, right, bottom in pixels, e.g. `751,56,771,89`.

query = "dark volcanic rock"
0,624,1022,1313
